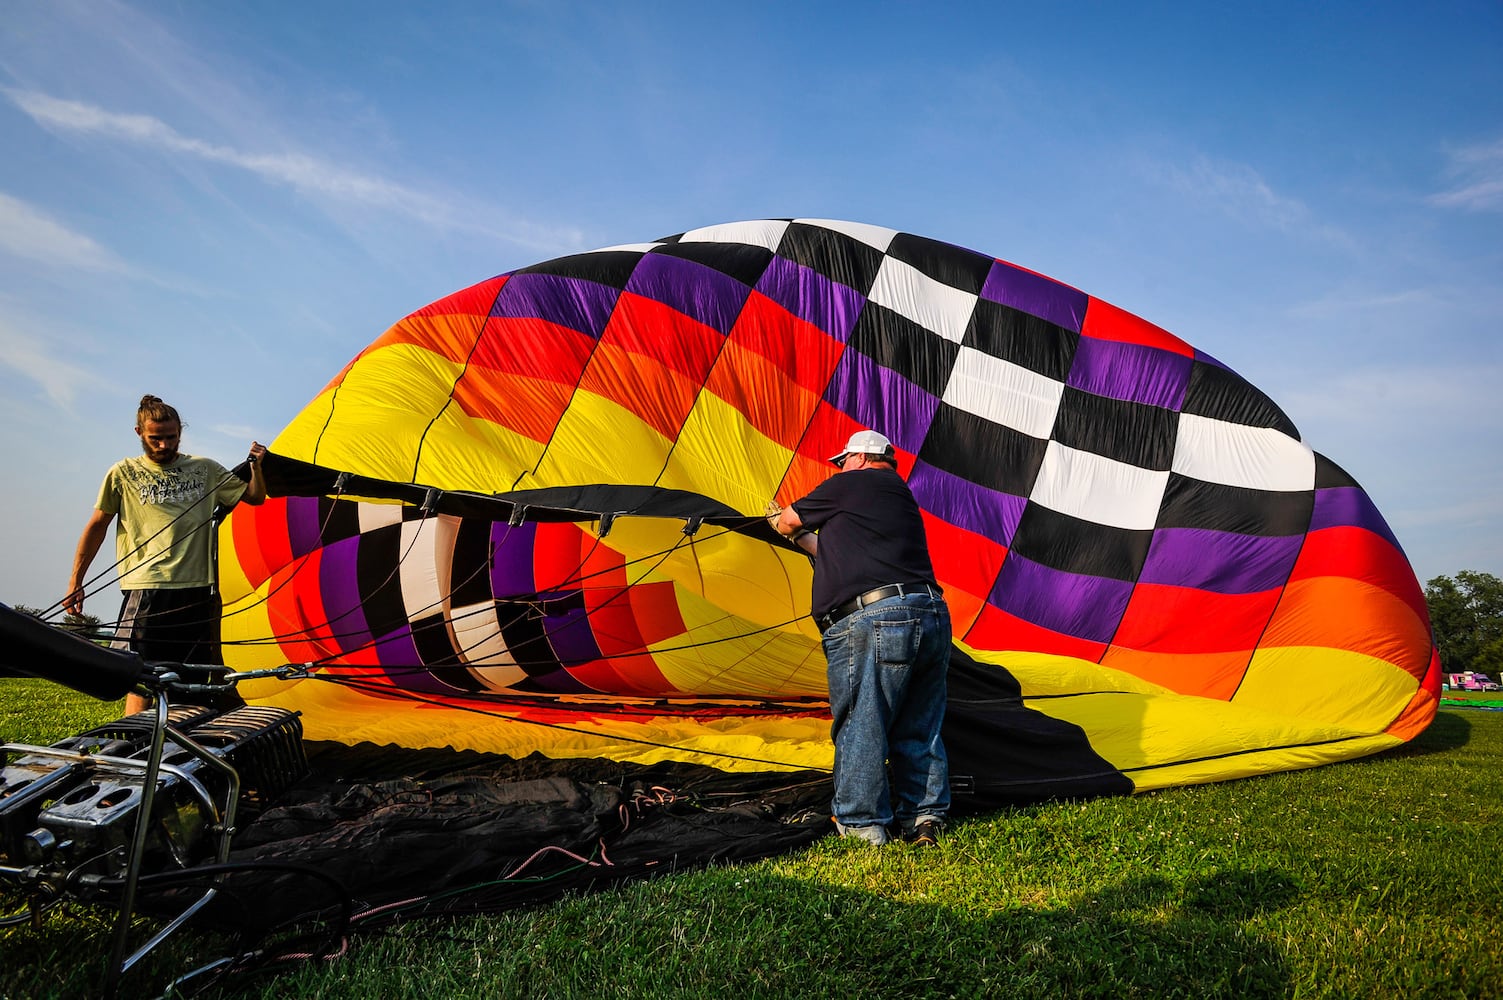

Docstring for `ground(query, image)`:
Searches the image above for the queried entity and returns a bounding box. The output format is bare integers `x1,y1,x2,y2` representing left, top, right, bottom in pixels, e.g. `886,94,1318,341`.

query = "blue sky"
1,0,1499,614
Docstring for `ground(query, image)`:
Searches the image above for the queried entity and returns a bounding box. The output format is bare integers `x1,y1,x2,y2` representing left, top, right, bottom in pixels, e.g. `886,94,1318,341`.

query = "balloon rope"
41,467,248,624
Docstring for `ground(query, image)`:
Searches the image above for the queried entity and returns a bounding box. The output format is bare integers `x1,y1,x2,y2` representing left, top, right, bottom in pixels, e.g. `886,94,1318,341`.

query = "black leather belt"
817,582,939,631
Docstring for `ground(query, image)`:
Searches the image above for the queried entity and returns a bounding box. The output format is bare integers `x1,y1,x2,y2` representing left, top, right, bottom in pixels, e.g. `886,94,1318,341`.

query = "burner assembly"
0,602,312,997
1,705,306,890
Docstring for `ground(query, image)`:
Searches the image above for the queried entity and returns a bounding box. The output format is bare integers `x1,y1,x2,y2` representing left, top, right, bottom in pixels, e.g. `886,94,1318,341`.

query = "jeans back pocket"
874,616,919,665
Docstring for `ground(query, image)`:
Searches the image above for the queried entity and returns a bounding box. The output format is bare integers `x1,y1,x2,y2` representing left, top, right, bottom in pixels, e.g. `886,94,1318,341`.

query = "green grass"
1441,690,1503,707
3,678,1501,999
0,679,129,746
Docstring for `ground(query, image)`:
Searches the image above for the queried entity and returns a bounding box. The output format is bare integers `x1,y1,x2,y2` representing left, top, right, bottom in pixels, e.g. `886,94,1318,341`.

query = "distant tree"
10,603,105,640
1425,571,1503,676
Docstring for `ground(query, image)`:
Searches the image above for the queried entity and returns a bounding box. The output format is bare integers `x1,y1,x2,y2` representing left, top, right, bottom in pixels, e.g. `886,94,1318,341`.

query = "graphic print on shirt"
122,462,210,507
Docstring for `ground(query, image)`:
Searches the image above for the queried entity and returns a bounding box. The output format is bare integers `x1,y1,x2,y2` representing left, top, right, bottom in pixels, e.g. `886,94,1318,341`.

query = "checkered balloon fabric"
220,220,1437,790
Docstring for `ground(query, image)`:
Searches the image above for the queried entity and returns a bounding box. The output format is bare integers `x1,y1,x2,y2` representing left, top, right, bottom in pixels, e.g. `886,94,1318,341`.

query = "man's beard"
141,440,178,464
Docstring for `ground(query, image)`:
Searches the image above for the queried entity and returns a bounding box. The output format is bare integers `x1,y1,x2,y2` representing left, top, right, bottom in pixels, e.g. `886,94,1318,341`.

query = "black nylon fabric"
254,451,794,548
145,650,1130,933
167,748,833,932
0,602,145,700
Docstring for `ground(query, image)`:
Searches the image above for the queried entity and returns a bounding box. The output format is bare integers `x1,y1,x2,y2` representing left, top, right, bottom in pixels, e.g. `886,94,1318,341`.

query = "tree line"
1425,571,1503,676
11,605,105,639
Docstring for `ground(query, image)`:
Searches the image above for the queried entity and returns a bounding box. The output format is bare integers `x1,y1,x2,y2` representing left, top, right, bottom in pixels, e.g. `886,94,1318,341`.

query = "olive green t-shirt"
96,454,248,589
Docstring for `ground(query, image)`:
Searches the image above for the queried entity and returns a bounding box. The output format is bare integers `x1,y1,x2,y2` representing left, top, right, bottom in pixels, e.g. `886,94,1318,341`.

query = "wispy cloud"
1285,276,1503,327
1284,287,1439,320
6,89,456,224
5,87,588,255
1148,154,1352,247
0,311,109,408
1429,137,1503,212
1170,157,1309,226
0,191,127,273
1278,362,1502,442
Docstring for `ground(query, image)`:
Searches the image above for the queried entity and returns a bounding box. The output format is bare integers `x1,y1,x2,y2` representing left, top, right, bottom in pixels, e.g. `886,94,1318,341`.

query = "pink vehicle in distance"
1443,671,1502,692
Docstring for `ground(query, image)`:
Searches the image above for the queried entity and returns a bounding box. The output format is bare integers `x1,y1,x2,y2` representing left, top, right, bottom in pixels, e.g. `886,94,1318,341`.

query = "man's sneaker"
906,820,942,846
832,817,890,845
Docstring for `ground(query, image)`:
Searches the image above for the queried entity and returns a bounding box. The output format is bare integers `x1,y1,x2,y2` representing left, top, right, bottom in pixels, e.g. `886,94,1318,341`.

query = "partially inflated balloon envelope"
222,218,1438,805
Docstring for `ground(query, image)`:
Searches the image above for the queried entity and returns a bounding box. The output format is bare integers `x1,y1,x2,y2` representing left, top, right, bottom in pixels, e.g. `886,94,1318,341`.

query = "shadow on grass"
1372,709,1471,763
3,853,1305,999
10,861,1301,999
681,859,1300,999
1419,709,1473,750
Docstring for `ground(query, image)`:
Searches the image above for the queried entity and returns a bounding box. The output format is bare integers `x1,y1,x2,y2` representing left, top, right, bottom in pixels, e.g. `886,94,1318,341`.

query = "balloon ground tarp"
202,218,1435,926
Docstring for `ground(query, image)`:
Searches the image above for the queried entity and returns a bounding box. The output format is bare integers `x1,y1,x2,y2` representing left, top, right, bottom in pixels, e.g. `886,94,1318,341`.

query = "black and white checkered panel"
509,221,1318,651
772,219,894,294
336,503,510,685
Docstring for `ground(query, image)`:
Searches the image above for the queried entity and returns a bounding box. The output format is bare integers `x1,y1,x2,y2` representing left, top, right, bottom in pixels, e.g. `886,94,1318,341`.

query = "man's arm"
65,508,114,615
770,504,818,557
241,442,268,506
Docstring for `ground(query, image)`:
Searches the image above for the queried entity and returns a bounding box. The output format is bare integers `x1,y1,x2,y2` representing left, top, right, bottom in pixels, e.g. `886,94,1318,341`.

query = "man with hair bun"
65,395,268,713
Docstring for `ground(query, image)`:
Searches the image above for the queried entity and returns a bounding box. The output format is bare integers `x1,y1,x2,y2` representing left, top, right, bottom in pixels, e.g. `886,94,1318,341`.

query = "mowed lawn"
2,679,1501,999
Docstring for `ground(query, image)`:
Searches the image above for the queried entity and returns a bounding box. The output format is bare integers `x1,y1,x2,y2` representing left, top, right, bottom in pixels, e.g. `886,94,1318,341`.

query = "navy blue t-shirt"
791,467,939,619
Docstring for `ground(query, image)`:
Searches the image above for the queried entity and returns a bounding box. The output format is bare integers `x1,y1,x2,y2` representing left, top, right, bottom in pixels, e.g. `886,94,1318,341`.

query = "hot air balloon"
219,217,1437,809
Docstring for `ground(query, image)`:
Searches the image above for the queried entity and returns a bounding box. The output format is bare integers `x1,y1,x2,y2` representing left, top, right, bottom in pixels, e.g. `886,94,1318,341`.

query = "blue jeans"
822,591,951,840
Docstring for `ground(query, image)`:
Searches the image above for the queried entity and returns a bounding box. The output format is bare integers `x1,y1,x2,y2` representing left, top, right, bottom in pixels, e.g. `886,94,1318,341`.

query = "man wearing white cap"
767,429,951,846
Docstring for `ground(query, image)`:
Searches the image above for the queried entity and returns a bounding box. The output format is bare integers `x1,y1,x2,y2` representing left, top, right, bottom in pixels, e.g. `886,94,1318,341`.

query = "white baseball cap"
829,429,896,466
